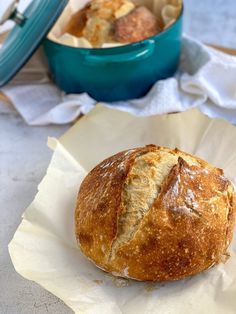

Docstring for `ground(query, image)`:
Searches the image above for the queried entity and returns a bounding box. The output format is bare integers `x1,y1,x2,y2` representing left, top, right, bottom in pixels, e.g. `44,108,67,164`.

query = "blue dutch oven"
0,0,183,102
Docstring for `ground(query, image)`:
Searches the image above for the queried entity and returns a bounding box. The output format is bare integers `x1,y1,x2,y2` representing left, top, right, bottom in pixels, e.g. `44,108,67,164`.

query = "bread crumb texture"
75,145,236,281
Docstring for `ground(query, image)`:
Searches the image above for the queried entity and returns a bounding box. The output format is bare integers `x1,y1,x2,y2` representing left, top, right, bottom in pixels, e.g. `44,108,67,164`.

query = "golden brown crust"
75,145,157,267
114,6,161,43
75,145,236,281
64,6,89,38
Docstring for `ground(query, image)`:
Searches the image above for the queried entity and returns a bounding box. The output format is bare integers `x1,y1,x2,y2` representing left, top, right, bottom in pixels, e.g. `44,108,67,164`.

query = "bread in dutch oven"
75,145,236,281
64,0,162,47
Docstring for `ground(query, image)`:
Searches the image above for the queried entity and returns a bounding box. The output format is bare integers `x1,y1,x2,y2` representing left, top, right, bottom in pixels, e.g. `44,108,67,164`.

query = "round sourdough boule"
75,145,236,281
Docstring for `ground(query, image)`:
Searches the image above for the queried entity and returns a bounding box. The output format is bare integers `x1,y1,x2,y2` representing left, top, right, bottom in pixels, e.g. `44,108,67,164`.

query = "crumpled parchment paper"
9,105,236,314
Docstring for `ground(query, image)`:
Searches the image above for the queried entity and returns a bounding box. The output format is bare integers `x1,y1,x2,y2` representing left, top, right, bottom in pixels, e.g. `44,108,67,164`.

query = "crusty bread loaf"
75,145,236,281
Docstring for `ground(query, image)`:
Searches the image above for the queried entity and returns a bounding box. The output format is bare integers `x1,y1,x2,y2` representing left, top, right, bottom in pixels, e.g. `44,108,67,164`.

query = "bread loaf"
75,145,236,281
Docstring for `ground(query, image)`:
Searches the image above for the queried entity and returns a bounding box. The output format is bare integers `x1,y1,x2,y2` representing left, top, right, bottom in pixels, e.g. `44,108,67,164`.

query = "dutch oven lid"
0,0,69,86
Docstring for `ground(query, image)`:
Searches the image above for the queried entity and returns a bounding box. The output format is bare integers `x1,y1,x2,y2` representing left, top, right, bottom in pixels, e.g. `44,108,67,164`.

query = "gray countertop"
1,1,236,313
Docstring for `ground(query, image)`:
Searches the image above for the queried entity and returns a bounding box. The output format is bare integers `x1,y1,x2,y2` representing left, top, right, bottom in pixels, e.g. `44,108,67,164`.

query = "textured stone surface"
0,104,71,314
1,1,236,313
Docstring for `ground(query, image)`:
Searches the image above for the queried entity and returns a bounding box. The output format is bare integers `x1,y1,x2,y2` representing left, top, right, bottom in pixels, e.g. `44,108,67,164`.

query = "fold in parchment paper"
9,106,236,314
48,0,182,48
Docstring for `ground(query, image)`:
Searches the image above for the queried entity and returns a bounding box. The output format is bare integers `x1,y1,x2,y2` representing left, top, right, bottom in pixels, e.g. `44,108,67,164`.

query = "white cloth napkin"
1,35,236,125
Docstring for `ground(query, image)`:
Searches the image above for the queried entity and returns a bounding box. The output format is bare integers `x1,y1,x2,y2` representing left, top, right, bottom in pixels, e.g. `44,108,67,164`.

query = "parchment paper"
9,105,236,314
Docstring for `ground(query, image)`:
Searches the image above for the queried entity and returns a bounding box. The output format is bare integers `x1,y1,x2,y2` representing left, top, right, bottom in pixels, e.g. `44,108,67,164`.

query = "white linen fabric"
1,36,236,125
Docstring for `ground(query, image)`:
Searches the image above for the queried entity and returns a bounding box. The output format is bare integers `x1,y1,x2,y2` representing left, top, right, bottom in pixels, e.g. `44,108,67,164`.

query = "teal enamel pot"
43,8,183,102
0,1,183,102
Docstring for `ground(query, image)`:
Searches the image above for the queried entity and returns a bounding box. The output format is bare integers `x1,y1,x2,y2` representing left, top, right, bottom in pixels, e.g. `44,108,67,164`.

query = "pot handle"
85,40,155,64
0,0,27,26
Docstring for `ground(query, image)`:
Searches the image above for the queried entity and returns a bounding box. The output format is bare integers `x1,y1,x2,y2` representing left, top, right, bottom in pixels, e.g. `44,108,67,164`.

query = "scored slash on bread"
75,145,236,282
